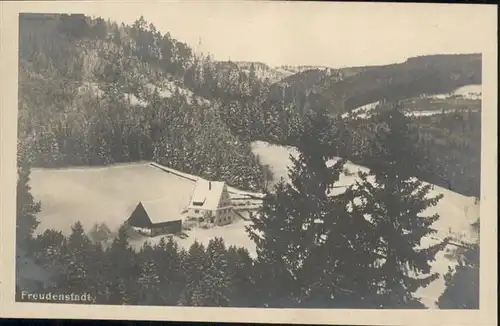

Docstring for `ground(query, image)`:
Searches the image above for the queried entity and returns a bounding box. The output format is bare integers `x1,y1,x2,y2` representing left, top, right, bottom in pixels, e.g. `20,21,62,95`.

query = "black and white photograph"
1,1,497,325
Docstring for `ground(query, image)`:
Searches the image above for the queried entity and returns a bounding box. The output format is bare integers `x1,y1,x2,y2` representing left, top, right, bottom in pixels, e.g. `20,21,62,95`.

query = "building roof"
130,199,183,225
188,179,227,210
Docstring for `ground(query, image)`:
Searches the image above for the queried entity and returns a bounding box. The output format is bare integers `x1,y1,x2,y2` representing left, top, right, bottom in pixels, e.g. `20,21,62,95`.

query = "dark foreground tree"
351,105,449,308
154,237,185,305
247,108,366,307
16,155,41,250
60,222,94,294
437,219,479,309
103,223,141,304
178,240,209,306
197,237,231,306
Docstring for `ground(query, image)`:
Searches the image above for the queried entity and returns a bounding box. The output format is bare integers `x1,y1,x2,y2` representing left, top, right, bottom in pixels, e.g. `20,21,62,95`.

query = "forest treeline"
273,53,481,113
17,105,479,309
18,14,480,196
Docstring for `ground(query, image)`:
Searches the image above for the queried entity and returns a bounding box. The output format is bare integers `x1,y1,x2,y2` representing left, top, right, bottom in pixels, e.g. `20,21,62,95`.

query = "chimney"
209,181,211,190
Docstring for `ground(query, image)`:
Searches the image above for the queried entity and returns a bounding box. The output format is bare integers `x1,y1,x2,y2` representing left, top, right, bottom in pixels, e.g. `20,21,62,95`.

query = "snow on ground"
29,161,262,252
78,80,211,107
30,162,196,235
130,218,257,255
343,84,481,119
341,101,380,119
406,108,480,117
251,140,480,308
426,84,482,101
144,81,211,105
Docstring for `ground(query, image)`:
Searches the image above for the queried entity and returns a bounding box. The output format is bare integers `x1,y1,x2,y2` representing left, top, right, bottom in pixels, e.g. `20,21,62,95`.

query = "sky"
80,1,492,68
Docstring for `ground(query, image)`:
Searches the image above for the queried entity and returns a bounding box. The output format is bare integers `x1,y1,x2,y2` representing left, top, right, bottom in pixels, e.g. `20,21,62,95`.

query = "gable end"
127,202,153,228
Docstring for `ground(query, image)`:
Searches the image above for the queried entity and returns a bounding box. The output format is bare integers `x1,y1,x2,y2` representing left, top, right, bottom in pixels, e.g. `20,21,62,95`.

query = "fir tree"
104,223,141,305
197,237,231,306
61,221,94,294
247,108,351,307
154,237,185,305
226,246,256,307
179,241,209,306
351,105,449,308
16,155,41,250
137,241,161,305
437,219,479,309
87,240,107,303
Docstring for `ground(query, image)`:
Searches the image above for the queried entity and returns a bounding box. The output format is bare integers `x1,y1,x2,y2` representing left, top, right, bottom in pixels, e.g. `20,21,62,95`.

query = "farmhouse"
126,200,182,237
186,179,236,226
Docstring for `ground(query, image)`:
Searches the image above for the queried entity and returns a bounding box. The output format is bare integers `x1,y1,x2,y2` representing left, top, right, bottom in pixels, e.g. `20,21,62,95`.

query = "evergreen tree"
87,240,108,303
16,155,41,250
104,223,141,304
247,108,352,307
226,246,256,307
351,105,449,308
154,237,185,305
196,237,231,306
437,219,479,309
60,222,94,294
178,241,209,306
137,241,161,305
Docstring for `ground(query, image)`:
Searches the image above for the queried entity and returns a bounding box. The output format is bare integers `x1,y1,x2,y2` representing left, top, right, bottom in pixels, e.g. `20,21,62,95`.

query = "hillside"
18,13,482,201
18,13,270,192
270,54,481,114
215,61,290,84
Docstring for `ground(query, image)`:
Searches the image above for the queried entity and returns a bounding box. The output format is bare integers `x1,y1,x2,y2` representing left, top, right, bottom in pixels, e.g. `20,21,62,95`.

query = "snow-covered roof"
135,199,183,225
188,179,227,210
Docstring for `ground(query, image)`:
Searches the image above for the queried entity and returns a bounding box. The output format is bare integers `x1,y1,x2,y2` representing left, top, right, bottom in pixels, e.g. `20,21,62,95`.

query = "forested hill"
18,13,276,191
270,53,481,114
18,14,481,197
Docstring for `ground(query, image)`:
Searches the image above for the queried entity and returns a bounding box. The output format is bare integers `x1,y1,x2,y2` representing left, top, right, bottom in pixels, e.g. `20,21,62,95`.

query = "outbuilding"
127,200,182,236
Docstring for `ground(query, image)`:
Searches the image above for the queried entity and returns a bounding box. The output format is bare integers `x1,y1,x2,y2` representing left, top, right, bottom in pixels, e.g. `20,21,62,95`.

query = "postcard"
0,1,497,325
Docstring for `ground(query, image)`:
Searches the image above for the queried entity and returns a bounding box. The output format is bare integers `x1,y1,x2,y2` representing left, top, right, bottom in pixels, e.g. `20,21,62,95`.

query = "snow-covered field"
30,162,196,234
251,140,480,308
406,108,480,117
342,84,482,119
427,84,482,101
29,161,261,248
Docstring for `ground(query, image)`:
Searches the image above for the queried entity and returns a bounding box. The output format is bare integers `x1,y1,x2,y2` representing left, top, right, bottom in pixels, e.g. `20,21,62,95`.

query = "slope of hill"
333,54,481,112
18,13,268,191
343,84,481,120
269,54,481,114
215,61,290,84
18,13,481,198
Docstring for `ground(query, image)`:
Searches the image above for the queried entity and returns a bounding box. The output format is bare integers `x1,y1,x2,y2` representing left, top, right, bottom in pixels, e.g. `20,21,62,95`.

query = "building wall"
186,206,236,227
215,207,235,226
185,185,236,227
150,220,182,237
